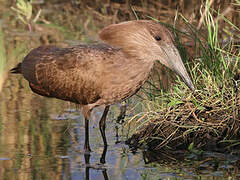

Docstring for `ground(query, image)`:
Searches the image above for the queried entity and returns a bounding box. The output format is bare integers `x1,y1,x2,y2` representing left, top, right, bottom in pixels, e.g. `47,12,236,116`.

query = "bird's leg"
117,101,127,124
85,117,91,152
102,168,109,180
84,152,91,180
99,105,110,147
83,107,91,153
100,144,108,164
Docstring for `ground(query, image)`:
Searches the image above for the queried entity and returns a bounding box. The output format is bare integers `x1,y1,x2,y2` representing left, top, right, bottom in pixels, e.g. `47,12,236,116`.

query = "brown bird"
11,20,194,152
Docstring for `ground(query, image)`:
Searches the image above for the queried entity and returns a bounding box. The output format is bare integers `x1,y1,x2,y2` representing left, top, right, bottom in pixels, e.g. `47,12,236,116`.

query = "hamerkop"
11,20,194,152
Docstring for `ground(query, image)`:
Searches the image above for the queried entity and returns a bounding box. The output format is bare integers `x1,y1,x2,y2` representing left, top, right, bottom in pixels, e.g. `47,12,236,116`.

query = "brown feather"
11,20,194,110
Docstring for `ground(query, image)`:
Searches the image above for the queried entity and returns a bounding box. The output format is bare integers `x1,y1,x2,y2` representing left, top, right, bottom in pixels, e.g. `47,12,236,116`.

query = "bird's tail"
10,63,22,74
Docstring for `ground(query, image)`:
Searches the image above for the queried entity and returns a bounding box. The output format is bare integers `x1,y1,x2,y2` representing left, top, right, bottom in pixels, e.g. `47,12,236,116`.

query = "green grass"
11,0,41,31
127,0,240,151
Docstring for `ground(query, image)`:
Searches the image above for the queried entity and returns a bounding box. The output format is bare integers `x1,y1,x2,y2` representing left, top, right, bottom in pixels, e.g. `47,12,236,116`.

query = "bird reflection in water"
84,143,109,180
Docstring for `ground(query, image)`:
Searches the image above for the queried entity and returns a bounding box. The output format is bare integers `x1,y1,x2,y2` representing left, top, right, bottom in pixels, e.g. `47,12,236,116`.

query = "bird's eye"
155,36,161,41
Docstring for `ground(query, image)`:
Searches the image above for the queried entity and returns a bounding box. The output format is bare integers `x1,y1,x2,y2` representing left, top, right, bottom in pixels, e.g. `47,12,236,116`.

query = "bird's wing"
21,45,105,104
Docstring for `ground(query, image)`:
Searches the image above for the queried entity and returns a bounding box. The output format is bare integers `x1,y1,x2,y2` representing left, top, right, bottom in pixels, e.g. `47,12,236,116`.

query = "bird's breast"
99,60,153,104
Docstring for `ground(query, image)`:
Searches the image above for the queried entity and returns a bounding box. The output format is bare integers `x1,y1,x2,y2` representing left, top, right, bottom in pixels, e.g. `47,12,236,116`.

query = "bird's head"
99,20,194,91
